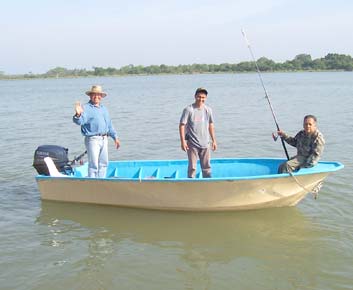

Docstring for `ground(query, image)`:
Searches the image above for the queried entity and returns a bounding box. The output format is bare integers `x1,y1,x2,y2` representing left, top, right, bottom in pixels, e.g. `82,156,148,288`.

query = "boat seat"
110,168,119,178
133,168,143,179
43,157,66,177
163,170,179,179
170,170,179,179
152,168,160,178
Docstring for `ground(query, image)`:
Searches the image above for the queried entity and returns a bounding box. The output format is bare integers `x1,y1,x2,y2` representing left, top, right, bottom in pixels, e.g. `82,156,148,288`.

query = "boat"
35,156,343,211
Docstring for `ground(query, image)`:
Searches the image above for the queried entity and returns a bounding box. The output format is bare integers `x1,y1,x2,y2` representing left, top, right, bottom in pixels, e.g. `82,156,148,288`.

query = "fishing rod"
70,150,87,165
241,29,290,160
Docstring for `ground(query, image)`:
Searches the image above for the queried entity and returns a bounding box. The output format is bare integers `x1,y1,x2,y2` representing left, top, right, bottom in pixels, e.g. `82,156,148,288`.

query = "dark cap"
195,87,208,95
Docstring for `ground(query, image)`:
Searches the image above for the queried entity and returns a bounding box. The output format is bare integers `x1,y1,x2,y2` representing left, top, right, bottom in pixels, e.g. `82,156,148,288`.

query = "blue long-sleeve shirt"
73,101,118,140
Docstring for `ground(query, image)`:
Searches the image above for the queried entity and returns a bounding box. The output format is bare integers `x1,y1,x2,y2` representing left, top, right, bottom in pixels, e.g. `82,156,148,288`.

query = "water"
0,72,352,290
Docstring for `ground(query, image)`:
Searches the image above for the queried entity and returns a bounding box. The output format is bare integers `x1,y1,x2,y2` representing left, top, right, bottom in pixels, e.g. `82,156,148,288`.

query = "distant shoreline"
0,69,351,81
1,53,352,80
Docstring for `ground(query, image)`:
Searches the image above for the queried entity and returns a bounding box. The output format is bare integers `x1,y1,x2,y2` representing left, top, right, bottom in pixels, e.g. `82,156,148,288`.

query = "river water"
0,72,352,290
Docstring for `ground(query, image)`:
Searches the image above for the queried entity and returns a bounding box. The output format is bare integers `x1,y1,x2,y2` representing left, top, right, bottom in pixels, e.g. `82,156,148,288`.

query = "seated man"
278,115,325,173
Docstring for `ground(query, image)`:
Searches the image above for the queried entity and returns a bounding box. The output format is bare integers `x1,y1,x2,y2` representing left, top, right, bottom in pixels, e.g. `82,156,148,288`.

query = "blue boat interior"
71,158,343,180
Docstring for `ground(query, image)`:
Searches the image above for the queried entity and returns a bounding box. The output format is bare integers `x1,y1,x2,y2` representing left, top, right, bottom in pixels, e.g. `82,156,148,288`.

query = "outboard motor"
33,145,73,175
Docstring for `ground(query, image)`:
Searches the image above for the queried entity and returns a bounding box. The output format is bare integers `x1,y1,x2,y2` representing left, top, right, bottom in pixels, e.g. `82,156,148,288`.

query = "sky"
1,0,353,74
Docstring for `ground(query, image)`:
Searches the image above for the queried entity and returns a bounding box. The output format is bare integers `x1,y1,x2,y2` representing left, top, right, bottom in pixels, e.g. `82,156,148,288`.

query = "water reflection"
36,201,324,289
38,201,311,251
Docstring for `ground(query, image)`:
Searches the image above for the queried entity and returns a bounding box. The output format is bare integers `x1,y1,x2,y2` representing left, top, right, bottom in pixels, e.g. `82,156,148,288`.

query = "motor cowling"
33,145,72,175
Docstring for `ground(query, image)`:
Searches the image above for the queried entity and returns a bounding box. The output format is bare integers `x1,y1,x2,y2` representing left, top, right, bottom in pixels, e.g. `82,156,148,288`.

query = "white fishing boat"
34,153,343,211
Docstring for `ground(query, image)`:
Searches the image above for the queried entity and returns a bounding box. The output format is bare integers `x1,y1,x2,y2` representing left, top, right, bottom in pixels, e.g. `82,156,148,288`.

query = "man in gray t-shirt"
179,88,217,178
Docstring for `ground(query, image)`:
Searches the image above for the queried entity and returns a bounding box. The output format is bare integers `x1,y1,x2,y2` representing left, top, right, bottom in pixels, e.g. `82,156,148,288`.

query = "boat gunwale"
35,158,344,182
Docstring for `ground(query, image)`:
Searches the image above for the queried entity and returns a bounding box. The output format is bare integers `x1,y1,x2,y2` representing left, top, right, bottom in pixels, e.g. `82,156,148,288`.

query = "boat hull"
37,171,329,211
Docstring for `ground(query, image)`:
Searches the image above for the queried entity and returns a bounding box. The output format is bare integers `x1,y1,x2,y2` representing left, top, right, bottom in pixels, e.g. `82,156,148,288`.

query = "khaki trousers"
187,144,211,178
278,155,306,173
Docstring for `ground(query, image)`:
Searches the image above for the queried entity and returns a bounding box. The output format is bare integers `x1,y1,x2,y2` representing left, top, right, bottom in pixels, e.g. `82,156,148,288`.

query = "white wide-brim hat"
85,85,107,97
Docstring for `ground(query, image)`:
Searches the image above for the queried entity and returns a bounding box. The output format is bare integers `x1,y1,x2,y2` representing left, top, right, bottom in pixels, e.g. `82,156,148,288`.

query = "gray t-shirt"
180,104,214,149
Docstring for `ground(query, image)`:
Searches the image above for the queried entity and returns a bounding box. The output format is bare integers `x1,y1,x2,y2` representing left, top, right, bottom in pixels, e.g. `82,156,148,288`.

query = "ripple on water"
1,73,353,290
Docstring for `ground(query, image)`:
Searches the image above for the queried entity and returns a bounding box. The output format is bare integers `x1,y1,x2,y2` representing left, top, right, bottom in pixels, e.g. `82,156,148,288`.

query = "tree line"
1,53,353,79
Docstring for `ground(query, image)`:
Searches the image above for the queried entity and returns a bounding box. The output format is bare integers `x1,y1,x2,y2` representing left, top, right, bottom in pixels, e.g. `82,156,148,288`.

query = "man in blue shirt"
73,85,120,178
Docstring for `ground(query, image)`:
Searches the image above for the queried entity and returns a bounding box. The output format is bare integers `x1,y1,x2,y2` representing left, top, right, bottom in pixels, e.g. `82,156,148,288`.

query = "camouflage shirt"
283,129,325,167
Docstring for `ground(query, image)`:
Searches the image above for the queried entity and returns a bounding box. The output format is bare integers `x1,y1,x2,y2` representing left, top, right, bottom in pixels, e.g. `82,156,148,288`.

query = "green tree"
286,54,313,70
324,53,353,70
257,57,276,71
93,67,107,76
45,67,70,77
235,61,255,72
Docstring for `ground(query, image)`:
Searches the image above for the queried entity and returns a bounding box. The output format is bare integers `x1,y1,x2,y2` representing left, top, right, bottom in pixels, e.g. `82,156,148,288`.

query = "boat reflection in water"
36,200,328,289
37,200,316,257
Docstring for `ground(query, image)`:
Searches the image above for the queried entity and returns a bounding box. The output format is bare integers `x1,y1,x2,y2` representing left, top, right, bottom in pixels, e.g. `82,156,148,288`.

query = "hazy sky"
1,0,352,74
